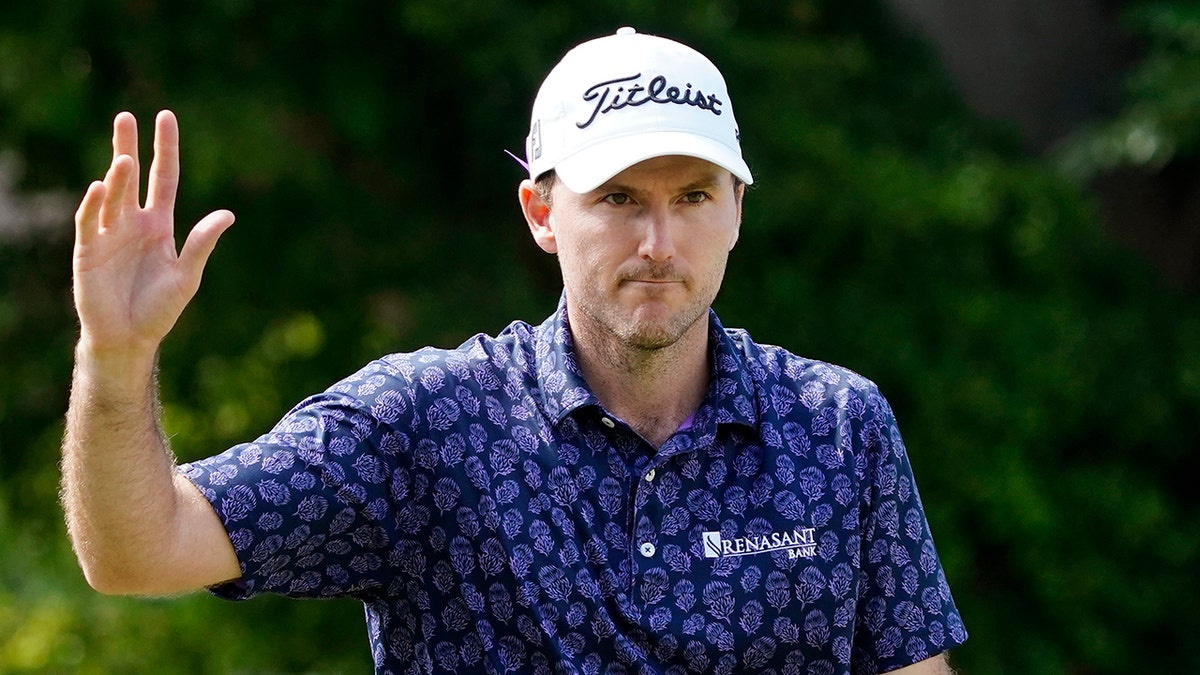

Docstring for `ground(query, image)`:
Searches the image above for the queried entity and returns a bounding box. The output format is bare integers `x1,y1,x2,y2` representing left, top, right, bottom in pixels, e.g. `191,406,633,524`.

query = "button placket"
630,457,662,568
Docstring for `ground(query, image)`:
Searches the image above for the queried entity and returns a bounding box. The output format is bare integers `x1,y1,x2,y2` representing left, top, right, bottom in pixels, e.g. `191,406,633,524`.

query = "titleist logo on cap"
524,27,753,192
576,73,725,129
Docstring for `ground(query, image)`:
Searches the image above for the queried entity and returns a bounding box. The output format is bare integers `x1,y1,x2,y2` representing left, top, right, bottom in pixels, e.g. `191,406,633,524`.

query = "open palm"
73,111,234,354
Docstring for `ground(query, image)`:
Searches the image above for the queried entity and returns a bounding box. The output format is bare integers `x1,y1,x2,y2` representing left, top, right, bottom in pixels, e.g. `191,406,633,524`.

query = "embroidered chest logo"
703,527,816,560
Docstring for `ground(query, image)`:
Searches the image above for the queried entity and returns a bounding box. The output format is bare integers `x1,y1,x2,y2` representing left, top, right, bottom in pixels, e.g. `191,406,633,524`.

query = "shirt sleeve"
851,388,968,672
180,387,404,602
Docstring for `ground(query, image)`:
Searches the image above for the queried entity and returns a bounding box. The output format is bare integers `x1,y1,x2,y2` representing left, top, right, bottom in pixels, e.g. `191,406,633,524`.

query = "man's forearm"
61,342,184,593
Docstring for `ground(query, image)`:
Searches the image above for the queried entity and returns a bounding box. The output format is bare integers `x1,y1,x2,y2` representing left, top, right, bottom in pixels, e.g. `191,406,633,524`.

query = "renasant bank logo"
703,527,817,560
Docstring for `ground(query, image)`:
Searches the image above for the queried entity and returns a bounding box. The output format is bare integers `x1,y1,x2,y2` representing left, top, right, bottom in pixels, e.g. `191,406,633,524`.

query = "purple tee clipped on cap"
525,26,753,193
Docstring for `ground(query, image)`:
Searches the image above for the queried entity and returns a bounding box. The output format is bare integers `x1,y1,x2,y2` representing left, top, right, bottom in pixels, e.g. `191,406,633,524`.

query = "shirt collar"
534,295,759,432
533,296,601,423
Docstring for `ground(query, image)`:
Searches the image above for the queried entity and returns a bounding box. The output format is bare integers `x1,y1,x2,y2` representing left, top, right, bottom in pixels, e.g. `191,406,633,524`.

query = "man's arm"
61,110,241,595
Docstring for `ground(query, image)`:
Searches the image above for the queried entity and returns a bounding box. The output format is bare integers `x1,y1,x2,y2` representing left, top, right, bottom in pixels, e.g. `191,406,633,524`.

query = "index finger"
145,110,179,213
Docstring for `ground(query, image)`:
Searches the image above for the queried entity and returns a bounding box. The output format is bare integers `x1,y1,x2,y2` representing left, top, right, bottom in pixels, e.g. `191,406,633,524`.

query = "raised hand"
73,110,234,356
64,111,243,595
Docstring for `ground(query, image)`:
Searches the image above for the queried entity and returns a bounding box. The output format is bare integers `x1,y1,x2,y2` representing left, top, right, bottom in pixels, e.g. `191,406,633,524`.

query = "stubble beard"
564,251,728,363
581,273,721,355
615,298,707,351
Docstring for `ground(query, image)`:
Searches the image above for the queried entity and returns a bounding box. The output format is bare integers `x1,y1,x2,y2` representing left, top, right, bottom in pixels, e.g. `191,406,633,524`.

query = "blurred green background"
2,0,1198,672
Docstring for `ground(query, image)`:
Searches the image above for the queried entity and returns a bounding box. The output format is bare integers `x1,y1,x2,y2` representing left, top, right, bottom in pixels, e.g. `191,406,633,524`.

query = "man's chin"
622,330,678,351
620,311,705,352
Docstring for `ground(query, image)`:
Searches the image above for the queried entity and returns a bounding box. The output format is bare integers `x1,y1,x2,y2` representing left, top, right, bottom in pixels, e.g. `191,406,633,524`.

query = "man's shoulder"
328,319,541,396
720,326,880,396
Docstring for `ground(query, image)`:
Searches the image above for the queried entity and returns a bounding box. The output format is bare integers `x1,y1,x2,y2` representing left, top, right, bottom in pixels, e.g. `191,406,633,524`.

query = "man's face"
522,155,744,352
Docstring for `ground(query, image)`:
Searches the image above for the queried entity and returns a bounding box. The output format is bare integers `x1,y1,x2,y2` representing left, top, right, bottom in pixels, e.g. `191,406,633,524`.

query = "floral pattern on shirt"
181,299,967,674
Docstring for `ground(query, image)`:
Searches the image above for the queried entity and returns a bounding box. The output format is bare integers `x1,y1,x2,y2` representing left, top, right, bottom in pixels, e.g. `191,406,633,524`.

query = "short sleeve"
180,389,402,601
851,390,968,671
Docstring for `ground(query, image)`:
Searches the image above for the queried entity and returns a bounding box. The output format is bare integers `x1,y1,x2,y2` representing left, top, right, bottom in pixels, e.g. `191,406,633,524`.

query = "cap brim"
552,131,753,194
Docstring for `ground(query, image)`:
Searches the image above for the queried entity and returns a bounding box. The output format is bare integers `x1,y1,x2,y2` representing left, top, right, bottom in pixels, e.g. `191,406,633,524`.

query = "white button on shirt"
600,417,615,428
639,542,656,558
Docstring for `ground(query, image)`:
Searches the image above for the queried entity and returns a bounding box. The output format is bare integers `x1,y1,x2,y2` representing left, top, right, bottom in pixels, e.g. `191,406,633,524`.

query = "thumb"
178,209,235,286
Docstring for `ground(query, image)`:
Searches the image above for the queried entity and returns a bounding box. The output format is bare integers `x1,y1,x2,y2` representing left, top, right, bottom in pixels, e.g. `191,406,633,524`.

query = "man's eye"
603,193,631,205
683,191,709,204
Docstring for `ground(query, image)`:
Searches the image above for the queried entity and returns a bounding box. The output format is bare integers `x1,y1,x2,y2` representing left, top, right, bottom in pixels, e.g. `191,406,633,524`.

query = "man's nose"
637,208,677,262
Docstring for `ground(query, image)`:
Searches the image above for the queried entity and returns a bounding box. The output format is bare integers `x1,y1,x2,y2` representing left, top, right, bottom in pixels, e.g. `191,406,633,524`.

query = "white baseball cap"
525,27,753,193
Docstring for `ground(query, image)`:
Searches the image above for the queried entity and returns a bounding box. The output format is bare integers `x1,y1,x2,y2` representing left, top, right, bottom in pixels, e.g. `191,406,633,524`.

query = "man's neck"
570,315,711,449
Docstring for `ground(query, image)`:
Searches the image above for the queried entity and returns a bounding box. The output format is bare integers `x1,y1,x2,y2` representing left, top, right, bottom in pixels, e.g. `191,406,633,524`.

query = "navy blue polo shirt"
181,298,967,674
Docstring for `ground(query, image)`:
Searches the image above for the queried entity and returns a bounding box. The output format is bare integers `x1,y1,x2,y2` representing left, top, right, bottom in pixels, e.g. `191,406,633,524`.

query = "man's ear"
728,180,745,251
519,179,557,254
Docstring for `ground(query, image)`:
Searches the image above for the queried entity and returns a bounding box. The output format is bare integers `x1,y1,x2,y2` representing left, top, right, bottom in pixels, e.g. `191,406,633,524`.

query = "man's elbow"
71,540,175,596
76,552,154,595
71,532,238,596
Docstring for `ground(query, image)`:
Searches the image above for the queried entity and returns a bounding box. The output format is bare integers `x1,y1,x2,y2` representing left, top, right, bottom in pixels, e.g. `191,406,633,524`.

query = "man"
64,27,967,674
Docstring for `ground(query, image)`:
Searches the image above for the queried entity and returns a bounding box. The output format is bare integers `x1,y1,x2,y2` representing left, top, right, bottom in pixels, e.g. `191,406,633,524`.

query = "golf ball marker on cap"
526,26,753,194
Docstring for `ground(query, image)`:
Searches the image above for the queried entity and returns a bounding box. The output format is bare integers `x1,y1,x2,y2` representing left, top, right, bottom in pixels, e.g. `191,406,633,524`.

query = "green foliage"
1,0,1198,673
0,495,370,673
1058,1,1200,178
